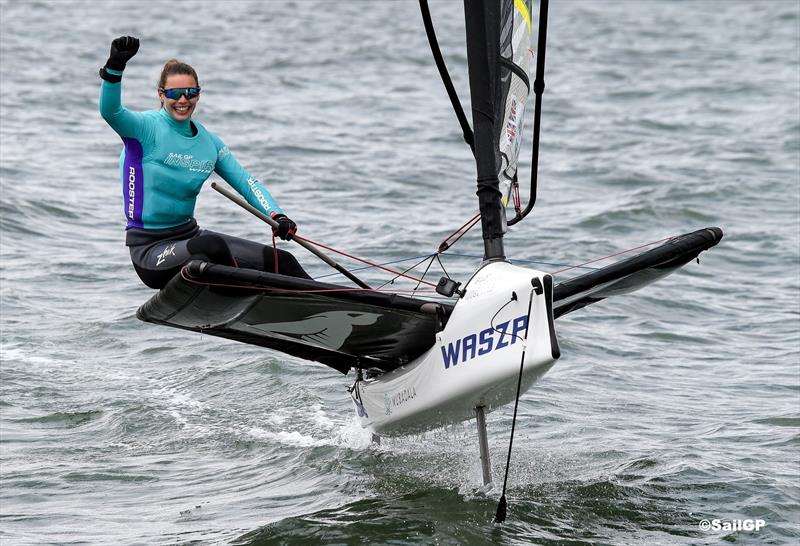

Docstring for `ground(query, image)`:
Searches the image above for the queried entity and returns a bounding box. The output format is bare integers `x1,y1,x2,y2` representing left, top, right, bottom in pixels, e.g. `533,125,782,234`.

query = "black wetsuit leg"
202,230,311,280
128,229,310,289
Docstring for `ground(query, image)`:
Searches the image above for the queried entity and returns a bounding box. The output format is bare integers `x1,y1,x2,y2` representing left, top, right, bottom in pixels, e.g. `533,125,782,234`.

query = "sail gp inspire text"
440,315,527,369
164,153,214,173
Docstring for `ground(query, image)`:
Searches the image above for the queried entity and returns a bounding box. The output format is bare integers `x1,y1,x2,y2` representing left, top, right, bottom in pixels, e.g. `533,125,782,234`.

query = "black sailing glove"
272,214,297,241
105,36,139,71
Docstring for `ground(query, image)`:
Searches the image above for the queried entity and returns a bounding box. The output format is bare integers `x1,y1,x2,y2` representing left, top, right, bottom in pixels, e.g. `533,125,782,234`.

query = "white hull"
351,261,560,436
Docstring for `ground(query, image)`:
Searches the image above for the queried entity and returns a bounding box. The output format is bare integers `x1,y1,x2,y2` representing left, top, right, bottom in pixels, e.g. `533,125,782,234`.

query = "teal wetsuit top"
99,68,282,230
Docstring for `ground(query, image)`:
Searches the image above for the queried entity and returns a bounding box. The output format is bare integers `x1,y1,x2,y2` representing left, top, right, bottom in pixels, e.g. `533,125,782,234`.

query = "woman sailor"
99,36,310,288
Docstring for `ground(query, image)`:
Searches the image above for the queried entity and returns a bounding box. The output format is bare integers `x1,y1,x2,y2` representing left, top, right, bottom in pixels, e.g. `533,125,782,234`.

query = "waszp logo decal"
440,314,528,370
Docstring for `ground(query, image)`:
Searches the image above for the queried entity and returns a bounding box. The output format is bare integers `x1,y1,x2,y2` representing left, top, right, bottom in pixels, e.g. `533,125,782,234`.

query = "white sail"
498,0,534,207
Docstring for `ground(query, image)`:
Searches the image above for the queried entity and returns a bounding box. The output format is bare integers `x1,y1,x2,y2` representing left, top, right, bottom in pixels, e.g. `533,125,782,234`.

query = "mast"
464,0,533,260
464,0,505,260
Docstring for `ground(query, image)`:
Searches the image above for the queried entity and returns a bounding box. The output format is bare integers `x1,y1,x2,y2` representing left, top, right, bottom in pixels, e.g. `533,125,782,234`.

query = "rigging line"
499,57,530,90
313,254,438,281
271,231,279,274
412,253,439,292
494,287,536,524
441,213,481,248
297,232,666,285
489,293,526,345
377,253,438,291
439,212,482,253
550,236,673,275
211,182,370,289
435,253,451,279
512,175,522,212
293,234,438,288
419,0,475,153
178,268,436,295
443,252,600,271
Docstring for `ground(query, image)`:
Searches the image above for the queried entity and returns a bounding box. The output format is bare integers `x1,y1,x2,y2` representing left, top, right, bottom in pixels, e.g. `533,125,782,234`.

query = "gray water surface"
1,1,799,544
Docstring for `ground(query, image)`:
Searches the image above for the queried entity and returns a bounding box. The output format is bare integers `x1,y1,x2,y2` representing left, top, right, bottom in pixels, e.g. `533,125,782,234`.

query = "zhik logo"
156,243,176,267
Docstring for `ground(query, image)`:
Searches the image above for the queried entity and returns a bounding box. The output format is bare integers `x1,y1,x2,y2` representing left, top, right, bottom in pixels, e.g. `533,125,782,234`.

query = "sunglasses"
159,87,201,100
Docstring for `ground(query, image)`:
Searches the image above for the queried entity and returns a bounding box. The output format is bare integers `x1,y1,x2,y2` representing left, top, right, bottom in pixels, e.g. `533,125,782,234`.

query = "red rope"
184,235,675,296
292,234,438,288
272,231,279,273
438,212,481,252
550,236,673,275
